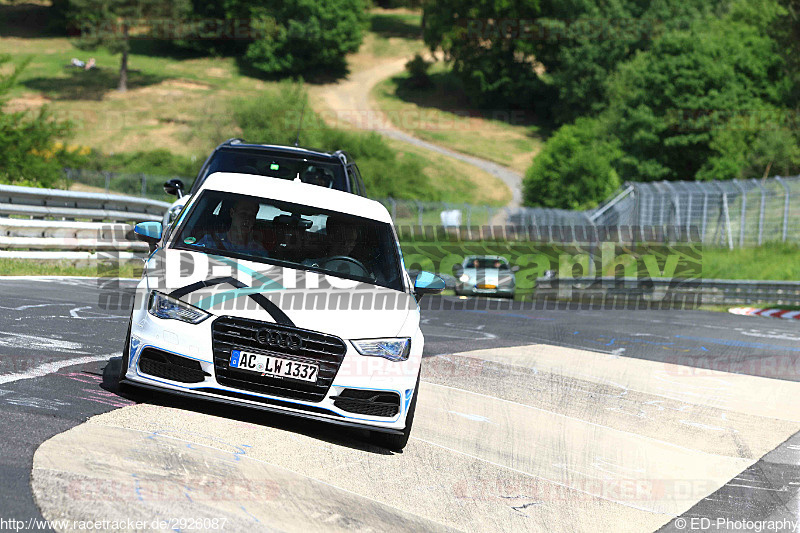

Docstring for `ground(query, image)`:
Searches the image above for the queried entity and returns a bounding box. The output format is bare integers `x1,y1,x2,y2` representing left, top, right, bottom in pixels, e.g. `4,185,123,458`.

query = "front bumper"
455,283,515,297
123,312,421,432
121,378,405,435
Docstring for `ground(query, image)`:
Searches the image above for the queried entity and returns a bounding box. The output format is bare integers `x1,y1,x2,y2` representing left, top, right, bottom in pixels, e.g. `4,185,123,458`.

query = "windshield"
465,258,509,270
172,190,404,292
194,148,347,192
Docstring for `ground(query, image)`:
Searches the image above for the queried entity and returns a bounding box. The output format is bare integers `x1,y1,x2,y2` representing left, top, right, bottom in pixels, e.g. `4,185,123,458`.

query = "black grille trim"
212,316,347,402
138,348,210,384
332,389,401,417
194,388,342,416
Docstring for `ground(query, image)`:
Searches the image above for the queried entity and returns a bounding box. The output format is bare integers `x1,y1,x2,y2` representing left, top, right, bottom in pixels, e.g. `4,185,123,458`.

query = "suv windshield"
172,191,404,292
195,148,347,192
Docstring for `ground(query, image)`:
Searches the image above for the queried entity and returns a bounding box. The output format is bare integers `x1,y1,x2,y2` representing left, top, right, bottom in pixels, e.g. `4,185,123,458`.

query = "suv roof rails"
217,138,345,160
332,150,350,165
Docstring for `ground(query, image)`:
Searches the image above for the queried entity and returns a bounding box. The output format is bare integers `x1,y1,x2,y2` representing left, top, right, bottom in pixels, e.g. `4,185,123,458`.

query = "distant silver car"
453,255,517,299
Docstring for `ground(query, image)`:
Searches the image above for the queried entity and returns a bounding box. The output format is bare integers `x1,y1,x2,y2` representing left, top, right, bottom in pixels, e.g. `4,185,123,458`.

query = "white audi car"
123,172,444,450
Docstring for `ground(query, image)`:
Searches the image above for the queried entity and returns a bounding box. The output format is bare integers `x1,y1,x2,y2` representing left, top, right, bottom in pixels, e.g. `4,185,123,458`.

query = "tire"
370,373,420,451
118,323,131,388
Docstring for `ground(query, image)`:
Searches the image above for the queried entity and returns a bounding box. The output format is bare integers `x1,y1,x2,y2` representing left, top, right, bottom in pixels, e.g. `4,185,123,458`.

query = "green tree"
0,57,73,187
423,0,543,111
68,0,191,91
605,8,789,182
243,0,369,78
422,0,716,121
523,117,622,209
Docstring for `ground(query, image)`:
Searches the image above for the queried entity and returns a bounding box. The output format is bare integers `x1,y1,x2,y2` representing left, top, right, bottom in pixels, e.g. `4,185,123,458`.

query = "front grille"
138,348,209,383
332,389,400,417
212,316,347,402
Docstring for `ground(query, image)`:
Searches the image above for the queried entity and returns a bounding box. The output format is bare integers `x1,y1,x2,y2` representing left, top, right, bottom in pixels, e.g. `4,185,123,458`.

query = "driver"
326,220,359,256
302,167,332,188
301,218,368,277
195,198,267,256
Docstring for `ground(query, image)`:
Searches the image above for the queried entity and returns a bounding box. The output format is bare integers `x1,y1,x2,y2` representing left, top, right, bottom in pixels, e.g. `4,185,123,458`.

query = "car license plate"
229,350,318,383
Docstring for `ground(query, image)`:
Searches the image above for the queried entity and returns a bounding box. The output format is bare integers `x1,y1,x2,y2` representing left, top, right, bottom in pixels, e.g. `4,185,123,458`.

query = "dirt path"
309,58,523,211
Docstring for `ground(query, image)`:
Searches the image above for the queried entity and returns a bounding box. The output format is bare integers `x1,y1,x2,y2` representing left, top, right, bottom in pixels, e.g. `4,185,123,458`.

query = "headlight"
148,291,210,324
351,338,411,362
459,273,470,282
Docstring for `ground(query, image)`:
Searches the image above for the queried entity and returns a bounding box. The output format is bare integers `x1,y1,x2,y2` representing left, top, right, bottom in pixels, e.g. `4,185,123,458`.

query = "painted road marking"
0,355,114,384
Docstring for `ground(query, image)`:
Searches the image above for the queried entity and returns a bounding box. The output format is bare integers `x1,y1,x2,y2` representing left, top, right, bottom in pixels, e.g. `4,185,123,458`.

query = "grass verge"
0,259,142,278
371,64,542,174
2,244,798,284
2,9,496,204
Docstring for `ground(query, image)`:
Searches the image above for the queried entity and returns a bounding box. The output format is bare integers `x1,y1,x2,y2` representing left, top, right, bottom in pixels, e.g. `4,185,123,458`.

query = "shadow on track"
100,356,394,455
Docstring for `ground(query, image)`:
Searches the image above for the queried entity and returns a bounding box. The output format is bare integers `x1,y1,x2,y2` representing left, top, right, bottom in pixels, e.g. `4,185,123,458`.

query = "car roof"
199,172,392,223
219,140,347,164
464,255,508,262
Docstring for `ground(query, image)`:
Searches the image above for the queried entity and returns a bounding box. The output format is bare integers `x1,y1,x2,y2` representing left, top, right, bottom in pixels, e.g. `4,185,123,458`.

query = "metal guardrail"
534,277,800,306
0,184,170,223
0,185,170,259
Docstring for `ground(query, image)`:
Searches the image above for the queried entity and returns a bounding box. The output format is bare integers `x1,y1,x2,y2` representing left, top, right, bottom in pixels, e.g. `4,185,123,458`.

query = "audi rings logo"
256,328,304,351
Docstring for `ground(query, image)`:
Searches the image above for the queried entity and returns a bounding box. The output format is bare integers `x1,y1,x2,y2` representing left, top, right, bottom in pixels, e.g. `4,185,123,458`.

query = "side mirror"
452,264,464,276
413,271,445,300
163,178,185,198
511,265,520,272
134,221,163,253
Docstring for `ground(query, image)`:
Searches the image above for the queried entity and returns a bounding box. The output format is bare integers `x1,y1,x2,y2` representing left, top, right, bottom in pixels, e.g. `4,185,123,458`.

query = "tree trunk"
118,23,129,92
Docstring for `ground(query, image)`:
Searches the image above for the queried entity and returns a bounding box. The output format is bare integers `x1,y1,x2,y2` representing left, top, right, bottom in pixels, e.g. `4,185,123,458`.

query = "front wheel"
118,321,131,387
370,373,420,451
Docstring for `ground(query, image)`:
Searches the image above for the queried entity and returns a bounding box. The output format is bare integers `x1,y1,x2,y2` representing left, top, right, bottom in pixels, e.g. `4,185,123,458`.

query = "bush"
405,53,432,88
523,118,622,210
0,57,73,188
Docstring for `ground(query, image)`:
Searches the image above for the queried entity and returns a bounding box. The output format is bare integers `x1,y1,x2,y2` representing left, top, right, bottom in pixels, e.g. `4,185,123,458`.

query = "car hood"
144,249,415,340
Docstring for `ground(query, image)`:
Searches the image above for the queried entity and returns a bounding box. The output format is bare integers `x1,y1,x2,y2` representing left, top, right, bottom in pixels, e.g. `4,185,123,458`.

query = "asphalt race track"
1,277,799,532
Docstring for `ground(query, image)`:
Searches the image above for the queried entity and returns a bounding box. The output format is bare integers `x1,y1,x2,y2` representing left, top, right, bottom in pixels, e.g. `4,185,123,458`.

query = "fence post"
732,179,747,247
753,178,766,246
775,176,789,242
722,193,733,250
140,173,147,198
662,181,679,241
701,192,709,243
64,168,73,191
685,189,692,239
415,200,423,227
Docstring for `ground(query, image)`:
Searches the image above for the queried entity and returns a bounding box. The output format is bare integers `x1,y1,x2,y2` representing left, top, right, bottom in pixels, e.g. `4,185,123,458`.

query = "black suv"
190,139,366,196
162,139,367,227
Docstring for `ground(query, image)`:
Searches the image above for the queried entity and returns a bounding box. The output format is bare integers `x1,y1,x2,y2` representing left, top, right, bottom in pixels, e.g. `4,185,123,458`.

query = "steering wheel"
320,256,371,277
